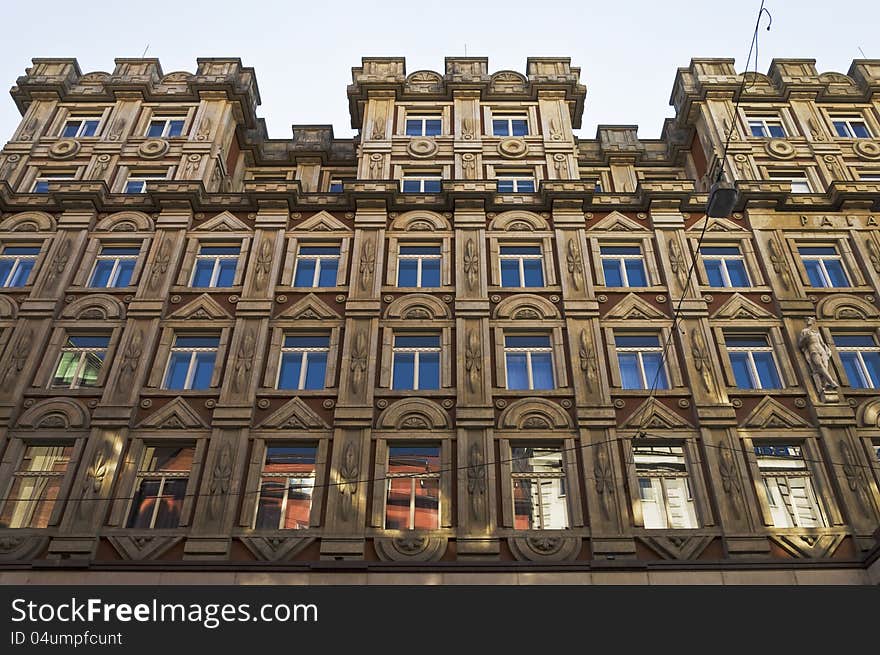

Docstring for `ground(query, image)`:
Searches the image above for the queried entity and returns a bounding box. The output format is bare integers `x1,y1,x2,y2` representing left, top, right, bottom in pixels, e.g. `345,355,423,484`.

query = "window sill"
146,389,221,396
494,388,572,396
727,388,804,396
259,388,335,396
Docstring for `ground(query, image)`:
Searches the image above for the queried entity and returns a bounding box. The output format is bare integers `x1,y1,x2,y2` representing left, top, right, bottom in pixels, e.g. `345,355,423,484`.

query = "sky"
0,0,878,143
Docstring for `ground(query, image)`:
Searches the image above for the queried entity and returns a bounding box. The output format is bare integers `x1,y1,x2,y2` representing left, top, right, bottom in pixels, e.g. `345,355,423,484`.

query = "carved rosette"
374,535,448,562
497,137,528,159
765,139,796,159
463,238,479,290
49,139,80,159
508,535,581,562
407,138,438,158
138,139,169,158
854,141,880,160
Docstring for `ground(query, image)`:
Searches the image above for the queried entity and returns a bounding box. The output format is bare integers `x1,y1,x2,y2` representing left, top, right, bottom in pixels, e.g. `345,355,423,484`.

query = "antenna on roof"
141,44,150,58
858,46,868,58
464,43,468,56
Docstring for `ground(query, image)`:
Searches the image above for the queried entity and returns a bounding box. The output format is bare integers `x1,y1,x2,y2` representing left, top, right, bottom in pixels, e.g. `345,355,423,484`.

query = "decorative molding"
741,396,809,429
137,397,207,429
498,397,573,430
239,536,316,562
508,536,580,562
258,397,328,429
621,397,693,429
377,398,450,430
16,397,90,429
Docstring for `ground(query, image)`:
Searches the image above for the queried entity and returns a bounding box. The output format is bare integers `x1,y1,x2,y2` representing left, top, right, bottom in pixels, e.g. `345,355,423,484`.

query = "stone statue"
798,317,838,390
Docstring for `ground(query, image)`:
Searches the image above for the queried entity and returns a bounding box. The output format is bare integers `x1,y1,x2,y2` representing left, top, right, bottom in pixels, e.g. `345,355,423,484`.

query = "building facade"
0,56,879,584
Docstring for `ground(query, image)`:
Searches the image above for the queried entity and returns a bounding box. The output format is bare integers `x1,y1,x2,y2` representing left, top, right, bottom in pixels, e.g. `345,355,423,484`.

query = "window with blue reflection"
492,116,529,137
726,335,781,390
293,246,339,288
615,334,668,390
278,335,329,390
0,246,40,288
62,119,100,138
834,334,880,389
397,245,441,287
164,335,219,390
405,117,442,137
499,246,544,287
191,245,239,287
89,246,139,288
504,335,554,390
600,246,647,287
701,246,750,287
798,246,849,288
392,335,441,390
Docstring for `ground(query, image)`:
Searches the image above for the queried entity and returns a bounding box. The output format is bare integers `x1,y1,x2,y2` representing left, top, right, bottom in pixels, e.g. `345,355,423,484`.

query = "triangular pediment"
258,397,328,429
590,211,649,232
295,211,349,232
770,533,845,559
711,294,774,320
276,293,340,320
168,293,231,320
138,397,207,429
194,211,250,232
686,216,748,233
605,293,668,320
622,397,693,429
742,397,809,429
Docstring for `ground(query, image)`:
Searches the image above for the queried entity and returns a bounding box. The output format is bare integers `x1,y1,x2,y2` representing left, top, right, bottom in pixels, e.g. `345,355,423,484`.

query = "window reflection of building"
384,445,440,530
0,445,72,528
126,446,194,529
511,446,568,530
633,443,699,529
754,445,826,528
254,446,317,530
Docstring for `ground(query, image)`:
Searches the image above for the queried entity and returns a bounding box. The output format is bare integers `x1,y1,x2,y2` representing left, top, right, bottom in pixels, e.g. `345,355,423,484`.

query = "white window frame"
401,174,442,193
700,245,751,288
61,116,102,138
0,245,40,287
599,245,648,287
31,172,75,193
633,443,699,529
725,334,780,390
830,114,872,138
384,445,442,530
404,114,442,137
396,244,442,287
88,246,140,288
798,245,850,288
503,334,555,390
145,116,186,138
745,113,787,138
834,333,880,388
615,333,668,390
51,335,110,389
754,445,827,528
496,174,536,193
292,244,341,288
128,447,192,529
390,334,442,391
277,336,330,390
328,179,344,192
499,245,544,288
190,245,240,288
162,336,219,391
492,113,530,137
0,445,72,529
768,171,811,193
124,171,168,194
252,447,317,530
509,446,569,530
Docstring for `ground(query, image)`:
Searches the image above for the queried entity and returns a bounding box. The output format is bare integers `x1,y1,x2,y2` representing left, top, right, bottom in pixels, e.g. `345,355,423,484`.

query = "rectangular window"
633,443,698,529
755,445,826,528
725,334,782,390
834,334,880,389
124,171,167,194
254,446,317,530
511,446,568,530
747,114,787,138
397,245,441,287
405,115,442,137
31,172,75,193
191,245,239,287
126,446,194,529
492,114,529,137
831,115,872,139
51,335,110,389
600,245,648,287
146,117,186,138
0,246,40,287
88,245,139,288
701,245,750,287
768,171,811,193
401,175,442,193
61,117,101,138
859,173,880,181
615,333,669,390
798,245,849,288
391,335,441,391
497,175,536,193
0,445,73,529
328,179,344,193
499,245,544,287
385,445,441,530
277,335,329,390
504,335,554,390
163,335,219,390
292,245,339,288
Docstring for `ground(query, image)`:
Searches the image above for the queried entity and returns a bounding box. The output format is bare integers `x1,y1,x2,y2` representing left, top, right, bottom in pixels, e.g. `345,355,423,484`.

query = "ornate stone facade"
0,56,879,584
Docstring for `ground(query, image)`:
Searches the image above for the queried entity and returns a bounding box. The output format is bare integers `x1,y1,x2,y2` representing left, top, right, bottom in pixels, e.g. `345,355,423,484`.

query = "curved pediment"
95,211,154,232
17,398,90,429
498,398,573,430
0,211,56,232
493,294,559,320
384,293,450,320
61,294,125,320
390,210,450,232
489,211,549,232
816,295,880,321
377,398,450,430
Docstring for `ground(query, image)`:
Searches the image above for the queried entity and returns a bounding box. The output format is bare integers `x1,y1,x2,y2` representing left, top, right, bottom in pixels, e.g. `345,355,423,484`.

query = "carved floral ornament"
854,141,880,160
407,138,438,158
138,138,169,158
497,137,528,159
49,139,80,159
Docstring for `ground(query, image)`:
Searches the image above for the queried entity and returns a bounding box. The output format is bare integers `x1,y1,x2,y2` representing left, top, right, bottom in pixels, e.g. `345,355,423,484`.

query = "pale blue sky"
1,0,877,142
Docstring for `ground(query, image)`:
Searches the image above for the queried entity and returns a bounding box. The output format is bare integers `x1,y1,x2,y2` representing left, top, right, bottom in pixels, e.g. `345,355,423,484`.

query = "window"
768,171,811,193
146,117,186,138
701,246,750,287
834,334,880,389
401,174,442,193
511,446,568,530
497,174,536,193
385,445,441,530
124,171,167,194
31,172,75,193
254,446,317,530
798,245,849,288
615,333,669,390
191,245,239,287
492,113,529,137
61,117,101,138
391,335,440,390
405,114,442,137
755,445,826,528
504,335,554,390
277,335,329,390
831,115,872,139
633,443,698,529
88,245,139,288
329,179,344,193
499,245,544,287
126,446,194,529
600,245,648,287
51,335,109,389
0,246,40,287
163,335,219,390
292,245,339,288
0,445,72,529
746,114,787,138
725,334,782,390
397,245,441,287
